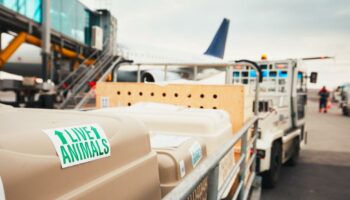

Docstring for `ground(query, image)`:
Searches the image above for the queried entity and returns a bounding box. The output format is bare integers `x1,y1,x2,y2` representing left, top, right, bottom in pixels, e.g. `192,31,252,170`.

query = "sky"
80,0,350,89
3,0,350,89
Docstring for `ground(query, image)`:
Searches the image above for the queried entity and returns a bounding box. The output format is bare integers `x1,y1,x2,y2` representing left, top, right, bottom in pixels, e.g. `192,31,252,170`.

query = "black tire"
343,107,349,116
262,141,282,188
286,137,300,166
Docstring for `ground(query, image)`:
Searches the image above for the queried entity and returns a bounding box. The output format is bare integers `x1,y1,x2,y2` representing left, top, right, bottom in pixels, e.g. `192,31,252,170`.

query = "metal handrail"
232,182,244,200
58,39,115,109
74,57,125,109
58,49,108,94
58,55,113,109
217,155,244,198
71,52,112,92
77,53,114,86
56,49,99,89
243,172,256,200
57,37,111,90
162,116,258,200
70,46,113,90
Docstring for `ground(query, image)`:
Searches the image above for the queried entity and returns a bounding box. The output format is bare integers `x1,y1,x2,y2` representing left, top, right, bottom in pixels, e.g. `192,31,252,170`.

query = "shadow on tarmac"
261,100,350,200
262,150,350,200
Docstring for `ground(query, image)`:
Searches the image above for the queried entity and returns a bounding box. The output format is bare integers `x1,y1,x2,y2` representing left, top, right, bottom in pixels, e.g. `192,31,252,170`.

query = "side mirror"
310,72,318,83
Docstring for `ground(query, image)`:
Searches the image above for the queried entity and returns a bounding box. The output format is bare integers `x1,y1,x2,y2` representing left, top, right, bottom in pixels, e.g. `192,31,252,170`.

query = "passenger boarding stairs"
57,39,120,109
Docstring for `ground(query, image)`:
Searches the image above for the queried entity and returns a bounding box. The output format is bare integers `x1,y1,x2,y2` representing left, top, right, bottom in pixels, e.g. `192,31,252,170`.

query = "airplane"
0,18,230,84
114,18,230,82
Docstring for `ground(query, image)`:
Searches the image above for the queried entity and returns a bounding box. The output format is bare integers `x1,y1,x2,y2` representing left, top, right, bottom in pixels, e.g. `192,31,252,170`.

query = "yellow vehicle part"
0,32,95,68
0,32,27,67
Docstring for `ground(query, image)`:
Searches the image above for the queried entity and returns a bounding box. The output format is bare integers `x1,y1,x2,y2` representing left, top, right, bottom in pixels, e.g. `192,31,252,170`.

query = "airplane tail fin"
204,18,230,59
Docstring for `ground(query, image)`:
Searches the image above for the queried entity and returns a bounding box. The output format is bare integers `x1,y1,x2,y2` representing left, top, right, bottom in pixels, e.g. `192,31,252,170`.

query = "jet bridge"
0,1,117,59
0,0,118,77
0,0,118,108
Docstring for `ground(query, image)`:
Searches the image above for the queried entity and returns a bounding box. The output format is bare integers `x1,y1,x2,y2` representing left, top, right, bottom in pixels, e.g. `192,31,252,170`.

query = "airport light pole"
41,0,55,108
41,0,50,82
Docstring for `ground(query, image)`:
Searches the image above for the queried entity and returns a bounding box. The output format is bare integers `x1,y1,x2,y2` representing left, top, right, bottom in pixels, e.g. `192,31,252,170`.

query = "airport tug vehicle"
232,59,309,187
338,83,350,116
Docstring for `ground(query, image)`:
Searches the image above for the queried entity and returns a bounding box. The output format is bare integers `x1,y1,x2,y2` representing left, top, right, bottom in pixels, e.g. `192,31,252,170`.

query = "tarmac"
261,100,350,200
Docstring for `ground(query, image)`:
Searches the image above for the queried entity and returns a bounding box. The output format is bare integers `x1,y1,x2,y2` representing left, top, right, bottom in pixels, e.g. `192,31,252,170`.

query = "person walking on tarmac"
319,86,330,113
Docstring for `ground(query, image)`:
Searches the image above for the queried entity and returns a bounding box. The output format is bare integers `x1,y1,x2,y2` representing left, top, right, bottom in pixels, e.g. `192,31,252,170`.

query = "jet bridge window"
297,71,307,92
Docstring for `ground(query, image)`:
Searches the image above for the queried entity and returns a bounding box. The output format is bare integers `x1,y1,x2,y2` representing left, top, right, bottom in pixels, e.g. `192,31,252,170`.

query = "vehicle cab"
232,59,308,187
339,83,350,115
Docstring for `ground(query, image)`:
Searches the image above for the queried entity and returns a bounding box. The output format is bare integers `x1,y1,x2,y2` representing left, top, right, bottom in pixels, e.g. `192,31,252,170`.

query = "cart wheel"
262,141,282,188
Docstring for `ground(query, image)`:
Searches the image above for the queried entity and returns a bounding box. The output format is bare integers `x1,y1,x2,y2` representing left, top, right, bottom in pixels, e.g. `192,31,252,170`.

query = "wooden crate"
96,82,254,132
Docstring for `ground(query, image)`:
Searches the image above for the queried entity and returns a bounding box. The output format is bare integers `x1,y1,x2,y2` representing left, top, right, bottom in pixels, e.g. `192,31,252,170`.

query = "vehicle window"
260,64,268,69
297,71,306,92
269,71,277,77
232,63,290,94
278,71,288,78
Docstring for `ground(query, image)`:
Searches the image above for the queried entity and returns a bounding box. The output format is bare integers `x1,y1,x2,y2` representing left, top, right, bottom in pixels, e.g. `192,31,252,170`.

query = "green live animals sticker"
43,124,111,168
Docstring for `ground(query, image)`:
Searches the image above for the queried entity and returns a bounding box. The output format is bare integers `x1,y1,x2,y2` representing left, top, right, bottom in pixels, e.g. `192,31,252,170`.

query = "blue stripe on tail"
204,18,230,59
